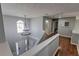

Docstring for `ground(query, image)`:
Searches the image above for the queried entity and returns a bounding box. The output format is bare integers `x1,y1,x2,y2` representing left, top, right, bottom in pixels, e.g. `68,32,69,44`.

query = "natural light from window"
17,20,24,33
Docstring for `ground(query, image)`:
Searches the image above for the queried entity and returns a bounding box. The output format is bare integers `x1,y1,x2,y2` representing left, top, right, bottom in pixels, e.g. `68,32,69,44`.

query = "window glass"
17,20,24,33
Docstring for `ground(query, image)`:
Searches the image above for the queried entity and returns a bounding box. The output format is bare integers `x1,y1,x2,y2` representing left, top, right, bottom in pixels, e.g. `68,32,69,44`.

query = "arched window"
16,20,24,33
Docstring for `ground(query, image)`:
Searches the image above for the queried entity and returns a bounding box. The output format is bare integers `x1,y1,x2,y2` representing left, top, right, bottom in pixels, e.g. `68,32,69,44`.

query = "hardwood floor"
55,36,78,56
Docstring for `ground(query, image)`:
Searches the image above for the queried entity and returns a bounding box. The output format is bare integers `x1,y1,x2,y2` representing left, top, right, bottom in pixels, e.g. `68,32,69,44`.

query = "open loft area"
0,3,79,56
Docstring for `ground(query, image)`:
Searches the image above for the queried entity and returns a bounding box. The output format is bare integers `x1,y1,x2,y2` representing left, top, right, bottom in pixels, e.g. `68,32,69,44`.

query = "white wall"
0,4,12,56
73,19,79,34
58,17,75,37
30,17,44,41
72,19,79,45
0,4,5,42
3,15,30,55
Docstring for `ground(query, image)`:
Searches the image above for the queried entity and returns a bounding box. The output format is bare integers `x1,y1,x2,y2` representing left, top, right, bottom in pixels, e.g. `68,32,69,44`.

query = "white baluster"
16,42,19,55
25,39,27,50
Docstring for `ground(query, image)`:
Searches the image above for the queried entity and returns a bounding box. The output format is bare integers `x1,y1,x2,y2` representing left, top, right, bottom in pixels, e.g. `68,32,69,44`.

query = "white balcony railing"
21,34,59,56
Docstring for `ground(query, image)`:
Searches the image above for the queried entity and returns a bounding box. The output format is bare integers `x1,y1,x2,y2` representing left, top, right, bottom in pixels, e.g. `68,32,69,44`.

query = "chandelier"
21,15,31,36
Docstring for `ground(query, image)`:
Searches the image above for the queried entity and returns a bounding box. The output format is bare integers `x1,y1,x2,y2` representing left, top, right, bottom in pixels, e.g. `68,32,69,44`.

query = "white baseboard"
71,41,78,45
71,42,79,55
77,45,79,55
60,34,71,38
53,47,61,56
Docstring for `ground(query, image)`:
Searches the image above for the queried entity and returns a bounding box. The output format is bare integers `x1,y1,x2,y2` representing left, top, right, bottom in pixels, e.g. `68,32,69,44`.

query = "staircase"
38,32,55,44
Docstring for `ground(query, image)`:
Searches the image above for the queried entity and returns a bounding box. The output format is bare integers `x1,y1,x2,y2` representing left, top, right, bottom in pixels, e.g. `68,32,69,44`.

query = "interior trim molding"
59,34,71,38
71,42,79,55
53,47,61,56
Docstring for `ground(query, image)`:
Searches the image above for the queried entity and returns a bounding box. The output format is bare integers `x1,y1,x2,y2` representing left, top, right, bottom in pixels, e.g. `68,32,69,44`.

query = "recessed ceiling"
1,3,79,18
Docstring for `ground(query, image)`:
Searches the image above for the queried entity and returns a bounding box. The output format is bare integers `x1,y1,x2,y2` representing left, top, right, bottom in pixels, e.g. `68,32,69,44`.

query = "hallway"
55,36,78,56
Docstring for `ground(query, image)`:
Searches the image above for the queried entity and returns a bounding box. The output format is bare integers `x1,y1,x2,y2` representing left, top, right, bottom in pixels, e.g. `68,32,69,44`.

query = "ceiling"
1,3,79,18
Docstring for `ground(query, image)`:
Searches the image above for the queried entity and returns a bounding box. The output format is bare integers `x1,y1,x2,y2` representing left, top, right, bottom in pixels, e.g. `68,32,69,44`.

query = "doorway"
52,19,58,34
